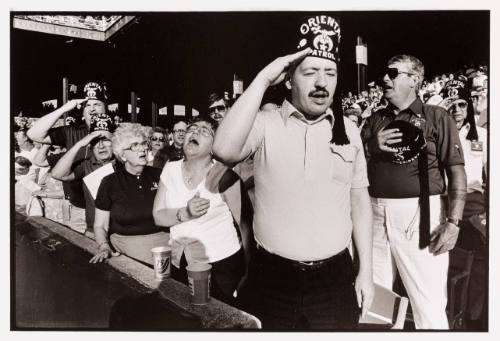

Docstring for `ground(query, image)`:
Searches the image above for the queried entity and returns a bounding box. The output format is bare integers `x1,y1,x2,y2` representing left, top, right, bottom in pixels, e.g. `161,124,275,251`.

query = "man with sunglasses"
361,55,466,329
442,80,488,329
165,120,187,162
214,16,373,329
208,92,230,123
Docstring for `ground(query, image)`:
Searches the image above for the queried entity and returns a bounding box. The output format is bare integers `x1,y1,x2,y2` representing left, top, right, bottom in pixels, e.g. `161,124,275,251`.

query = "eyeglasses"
186,124,214,137
209,105,227,114
124,141,149,152
173,129,186,134
150,136,165,142
385,67,416,80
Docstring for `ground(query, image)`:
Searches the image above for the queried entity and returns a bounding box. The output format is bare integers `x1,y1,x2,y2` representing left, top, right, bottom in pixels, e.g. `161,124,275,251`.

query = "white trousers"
371,195,449,329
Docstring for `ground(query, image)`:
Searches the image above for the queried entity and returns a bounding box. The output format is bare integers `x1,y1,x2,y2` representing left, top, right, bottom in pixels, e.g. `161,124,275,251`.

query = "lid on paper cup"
186,263,212,272
151,246,171,254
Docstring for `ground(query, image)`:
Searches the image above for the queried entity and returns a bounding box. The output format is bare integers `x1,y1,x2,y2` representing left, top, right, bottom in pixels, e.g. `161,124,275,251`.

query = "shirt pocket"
329,144,357,184
469,149,483,158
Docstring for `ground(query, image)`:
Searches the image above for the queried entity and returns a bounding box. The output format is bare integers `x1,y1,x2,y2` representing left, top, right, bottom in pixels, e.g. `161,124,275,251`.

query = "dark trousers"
239,247,360,330
455,191,487,323
171,248,245,308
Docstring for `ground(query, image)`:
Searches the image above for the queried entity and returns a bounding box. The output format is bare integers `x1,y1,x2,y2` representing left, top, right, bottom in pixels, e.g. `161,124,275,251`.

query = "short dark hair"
152,126,167,136
15,155,32,169
208,92,229,108
171,119,187,131
284,57,349,146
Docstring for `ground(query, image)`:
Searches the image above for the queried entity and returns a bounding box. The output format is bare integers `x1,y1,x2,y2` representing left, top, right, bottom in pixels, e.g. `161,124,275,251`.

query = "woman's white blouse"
160,160,241,267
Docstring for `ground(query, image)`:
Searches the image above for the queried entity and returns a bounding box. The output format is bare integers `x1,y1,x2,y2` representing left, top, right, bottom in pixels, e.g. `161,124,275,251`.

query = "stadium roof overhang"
12,15,136,42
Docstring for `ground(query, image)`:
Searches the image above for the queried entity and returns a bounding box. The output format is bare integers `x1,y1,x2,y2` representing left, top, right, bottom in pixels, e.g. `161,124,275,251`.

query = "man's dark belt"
256,245,348,271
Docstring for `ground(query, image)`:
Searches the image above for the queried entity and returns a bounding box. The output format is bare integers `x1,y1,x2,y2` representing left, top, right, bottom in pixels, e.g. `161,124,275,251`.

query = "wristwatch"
446,217,460,226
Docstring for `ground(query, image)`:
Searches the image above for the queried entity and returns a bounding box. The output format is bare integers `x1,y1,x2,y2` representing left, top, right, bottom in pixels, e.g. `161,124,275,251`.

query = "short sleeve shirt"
48,123,90,207
159,160,241,267
361,98,464,198
73,157,115,228
459,124,487,193
48,123,89,150
95,166,162,235
240,99,369,261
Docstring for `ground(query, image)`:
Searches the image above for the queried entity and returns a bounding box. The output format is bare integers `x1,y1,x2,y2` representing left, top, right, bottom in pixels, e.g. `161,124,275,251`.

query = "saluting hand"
257,48,312,87
376,127,403,153
77,130,109,147
187,191,210,218
62,98,88,111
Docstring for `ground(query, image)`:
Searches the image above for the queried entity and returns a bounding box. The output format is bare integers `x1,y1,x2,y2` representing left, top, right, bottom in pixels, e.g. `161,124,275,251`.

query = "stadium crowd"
13,14,488,331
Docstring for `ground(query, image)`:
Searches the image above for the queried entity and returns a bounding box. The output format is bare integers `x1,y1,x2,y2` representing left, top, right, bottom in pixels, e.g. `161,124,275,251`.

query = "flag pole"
63,77,68,125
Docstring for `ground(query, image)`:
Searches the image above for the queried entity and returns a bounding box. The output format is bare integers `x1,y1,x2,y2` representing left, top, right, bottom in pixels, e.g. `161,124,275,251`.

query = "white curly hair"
112,123,147,163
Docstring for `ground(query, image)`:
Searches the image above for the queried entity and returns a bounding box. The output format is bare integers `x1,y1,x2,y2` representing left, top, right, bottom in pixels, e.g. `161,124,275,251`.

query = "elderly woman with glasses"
146,126,169,169
153,116,254,307
91,123,170,265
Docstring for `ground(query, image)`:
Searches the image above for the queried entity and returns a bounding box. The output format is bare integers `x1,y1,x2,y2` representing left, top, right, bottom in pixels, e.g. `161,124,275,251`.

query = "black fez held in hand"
385,120,430,249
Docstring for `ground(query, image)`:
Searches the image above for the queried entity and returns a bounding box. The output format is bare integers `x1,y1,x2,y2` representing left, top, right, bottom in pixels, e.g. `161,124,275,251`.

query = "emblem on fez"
311,24,335,52
96,120,108,130
87,89,97,98
84,82,102,98
446,87,459,99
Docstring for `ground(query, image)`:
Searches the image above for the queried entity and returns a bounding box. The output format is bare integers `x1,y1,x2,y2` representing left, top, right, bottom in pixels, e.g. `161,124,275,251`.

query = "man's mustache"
309,89,329,97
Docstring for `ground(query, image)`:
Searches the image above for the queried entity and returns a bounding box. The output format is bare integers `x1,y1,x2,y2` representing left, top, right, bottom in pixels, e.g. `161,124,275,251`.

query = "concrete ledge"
21,213,261,329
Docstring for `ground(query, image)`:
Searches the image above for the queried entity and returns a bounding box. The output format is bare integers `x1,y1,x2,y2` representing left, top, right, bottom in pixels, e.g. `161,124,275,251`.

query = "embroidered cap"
294,15,341,63
89,113,115,133
82,81,108,102
440,79,469,109
385,120,426,164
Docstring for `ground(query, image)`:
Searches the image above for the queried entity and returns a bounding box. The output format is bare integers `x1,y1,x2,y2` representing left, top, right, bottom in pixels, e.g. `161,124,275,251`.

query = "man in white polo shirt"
214,15,373,329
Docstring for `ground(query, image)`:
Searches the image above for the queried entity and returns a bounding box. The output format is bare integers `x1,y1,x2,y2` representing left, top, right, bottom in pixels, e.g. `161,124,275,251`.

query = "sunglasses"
385,67,416,80
150,136,165,142
209,105,227,114
450,101,468,109
173,129,186,134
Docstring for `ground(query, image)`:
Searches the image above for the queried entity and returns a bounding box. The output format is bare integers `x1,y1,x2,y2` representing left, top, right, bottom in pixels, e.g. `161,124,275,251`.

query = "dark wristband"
446,217,460,226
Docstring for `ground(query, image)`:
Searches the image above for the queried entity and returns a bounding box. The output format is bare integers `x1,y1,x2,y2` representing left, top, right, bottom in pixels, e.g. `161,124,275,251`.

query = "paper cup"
186,263,212,305
151,246,172,280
